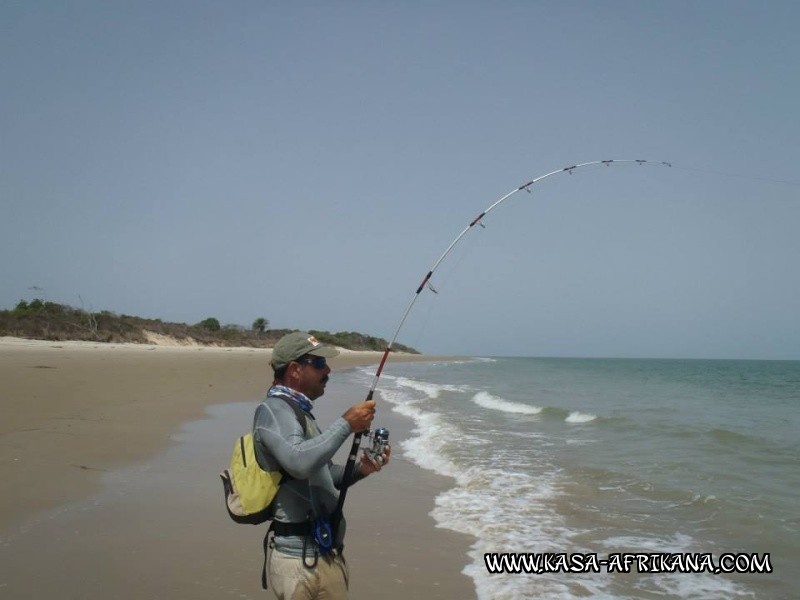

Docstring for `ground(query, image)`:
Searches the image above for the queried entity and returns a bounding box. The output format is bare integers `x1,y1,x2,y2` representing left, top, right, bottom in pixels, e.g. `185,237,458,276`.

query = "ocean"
348,357,799,600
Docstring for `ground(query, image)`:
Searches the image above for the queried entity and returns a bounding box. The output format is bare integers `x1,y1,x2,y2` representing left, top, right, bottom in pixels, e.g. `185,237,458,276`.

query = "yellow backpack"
220,397,306,525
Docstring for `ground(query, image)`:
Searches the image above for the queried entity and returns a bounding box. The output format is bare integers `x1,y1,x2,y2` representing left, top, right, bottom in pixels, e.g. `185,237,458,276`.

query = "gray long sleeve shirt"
252,394,362,556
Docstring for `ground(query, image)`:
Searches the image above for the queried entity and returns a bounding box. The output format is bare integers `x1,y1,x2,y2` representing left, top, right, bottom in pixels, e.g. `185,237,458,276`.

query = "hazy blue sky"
2,1,798,359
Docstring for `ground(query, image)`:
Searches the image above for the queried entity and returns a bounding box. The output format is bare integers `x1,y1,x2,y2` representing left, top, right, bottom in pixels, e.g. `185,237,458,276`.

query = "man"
254,331,390,599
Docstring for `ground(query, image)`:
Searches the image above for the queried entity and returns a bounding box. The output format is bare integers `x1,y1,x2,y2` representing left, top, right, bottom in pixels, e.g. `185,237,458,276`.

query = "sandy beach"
0,337,475,598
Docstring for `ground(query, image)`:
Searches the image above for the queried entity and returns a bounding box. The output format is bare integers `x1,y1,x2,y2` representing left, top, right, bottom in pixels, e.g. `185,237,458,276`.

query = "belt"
269,521,345,554
270,520,311,537
264,520,344,589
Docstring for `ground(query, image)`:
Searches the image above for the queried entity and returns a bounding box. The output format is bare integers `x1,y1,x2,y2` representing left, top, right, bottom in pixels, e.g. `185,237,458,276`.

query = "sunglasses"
295,355,328,370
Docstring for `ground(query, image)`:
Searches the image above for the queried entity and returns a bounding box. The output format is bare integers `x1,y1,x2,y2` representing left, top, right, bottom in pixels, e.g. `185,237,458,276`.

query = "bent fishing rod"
331,158,672,532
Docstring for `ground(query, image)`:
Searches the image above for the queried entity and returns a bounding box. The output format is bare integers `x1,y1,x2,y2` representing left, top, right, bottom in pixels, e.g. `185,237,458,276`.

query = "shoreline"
311,370,478,598
0,337,475,598
0,335,455,528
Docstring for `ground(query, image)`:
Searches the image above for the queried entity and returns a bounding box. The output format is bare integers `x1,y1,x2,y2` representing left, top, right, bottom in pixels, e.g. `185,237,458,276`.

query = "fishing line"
330,158,672,534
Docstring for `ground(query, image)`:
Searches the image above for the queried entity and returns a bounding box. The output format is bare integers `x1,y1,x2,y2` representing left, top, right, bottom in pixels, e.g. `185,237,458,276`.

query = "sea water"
347,358,799,600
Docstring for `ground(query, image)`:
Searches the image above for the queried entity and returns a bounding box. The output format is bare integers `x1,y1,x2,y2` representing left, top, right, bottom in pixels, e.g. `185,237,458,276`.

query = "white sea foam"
647,571,757,600
599,534,754,599
565,438,597,446
694,494,718,504
434,468,585,600
600,532,695,553
392,375,466,399
377,382,464,481
565,411,597,423
385,388,587,597
355,360,773,600
403,412,465,481
378,375,579,594
472,391,542,415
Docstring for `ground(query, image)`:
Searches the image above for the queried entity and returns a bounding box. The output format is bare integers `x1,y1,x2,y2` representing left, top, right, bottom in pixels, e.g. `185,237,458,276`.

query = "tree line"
1,300,418,353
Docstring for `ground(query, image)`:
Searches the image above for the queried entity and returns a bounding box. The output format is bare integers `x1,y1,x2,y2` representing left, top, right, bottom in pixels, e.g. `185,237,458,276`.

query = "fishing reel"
364,427,390,464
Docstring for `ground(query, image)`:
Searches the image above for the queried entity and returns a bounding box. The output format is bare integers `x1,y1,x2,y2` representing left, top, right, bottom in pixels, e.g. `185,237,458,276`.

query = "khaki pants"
268,547,349,600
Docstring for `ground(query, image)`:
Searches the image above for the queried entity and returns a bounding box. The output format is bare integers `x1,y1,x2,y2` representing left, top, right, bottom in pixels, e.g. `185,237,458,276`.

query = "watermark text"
483,552,773,575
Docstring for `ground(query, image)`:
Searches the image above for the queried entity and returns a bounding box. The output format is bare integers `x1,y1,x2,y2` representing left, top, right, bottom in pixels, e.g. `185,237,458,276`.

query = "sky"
2,1,798,359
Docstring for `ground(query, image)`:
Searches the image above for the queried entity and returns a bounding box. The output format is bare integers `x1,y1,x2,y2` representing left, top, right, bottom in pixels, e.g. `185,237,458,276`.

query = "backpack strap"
270,395,310,480
277,394,312,429
254,395,310,474
262,526,271,589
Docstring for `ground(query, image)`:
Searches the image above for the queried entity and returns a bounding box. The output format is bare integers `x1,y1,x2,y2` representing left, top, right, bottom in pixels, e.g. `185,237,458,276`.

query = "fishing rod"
331,158,672,534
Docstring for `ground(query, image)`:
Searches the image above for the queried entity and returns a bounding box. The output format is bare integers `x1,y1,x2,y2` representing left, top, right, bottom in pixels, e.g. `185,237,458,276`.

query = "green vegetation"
0,300,419,353
197,317,221,331
308,330,415,353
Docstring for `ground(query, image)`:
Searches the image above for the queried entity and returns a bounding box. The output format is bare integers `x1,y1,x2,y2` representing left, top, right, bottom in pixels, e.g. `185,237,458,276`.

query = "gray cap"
270,331,339,370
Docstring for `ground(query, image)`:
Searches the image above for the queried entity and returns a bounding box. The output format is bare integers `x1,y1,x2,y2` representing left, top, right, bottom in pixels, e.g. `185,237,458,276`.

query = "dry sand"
0,337,476,598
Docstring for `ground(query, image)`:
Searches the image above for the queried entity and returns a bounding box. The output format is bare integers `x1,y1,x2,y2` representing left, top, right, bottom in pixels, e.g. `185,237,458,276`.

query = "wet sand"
0,338,475,598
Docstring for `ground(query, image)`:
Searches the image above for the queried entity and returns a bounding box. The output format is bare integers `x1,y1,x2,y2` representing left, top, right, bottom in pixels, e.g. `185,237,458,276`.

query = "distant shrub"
252,317,268,333
198,317,221,331
14,299,45,315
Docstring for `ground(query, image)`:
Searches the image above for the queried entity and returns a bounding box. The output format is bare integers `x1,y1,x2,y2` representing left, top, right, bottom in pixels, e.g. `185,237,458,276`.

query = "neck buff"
268,384,314,414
